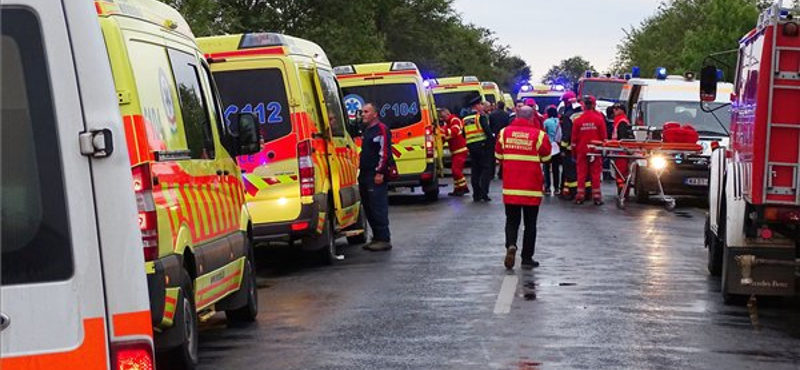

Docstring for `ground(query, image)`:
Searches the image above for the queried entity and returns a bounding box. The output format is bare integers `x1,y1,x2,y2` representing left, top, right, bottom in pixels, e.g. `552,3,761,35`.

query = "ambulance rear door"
1,1,112,368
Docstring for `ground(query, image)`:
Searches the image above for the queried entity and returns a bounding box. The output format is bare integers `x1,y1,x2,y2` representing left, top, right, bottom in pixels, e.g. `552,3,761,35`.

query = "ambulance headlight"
521,85,532,92
650,155,668,170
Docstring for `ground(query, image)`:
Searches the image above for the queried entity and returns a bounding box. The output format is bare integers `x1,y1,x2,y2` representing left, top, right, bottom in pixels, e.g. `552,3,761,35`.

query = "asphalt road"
195,179,800,370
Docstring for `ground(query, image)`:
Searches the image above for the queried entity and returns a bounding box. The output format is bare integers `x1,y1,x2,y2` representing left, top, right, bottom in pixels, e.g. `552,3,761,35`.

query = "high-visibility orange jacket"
495,118,552,206
442,114,467,155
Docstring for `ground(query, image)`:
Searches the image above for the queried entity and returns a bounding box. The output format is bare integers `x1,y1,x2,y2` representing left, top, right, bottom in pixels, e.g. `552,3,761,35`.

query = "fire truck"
576,72,626,115
703,1,800,303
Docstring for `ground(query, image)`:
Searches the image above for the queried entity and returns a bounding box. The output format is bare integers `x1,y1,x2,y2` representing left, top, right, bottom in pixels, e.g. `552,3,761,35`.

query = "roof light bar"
391,61,418,71
333,65,356,75
239,33,285,49
463,76,480,83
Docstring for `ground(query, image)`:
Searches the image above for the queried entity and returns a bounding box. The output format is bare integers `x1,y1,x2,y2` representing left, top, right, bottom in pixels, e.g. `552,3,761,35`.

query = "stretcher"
588,140,704,210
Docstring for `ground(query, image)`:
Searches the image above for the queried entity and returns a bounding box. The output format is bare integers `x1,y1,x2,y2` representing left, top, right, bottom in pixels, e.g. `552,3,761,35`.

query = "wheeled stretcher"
588,140,703,210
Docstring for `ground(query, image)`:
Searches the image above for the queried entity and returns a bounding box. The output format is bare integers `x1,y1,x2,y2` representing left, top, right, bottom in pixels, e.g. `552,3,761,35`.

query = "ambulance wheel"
665,200,676,211
347,206,368,245
423,180,439,201
226,240,258,323
308,207,337,265
163,270,199,370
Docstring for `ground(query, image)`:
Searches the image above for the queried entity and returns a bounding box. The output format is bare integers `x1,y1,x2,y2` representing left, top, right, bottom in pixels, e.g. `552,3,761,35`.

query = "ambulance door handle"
0,313,9,332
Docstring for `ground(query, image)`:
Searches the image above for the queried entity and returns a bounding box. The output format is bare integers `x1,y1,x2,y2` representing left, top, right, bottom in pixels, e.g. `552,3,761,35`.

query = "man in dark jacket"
359,103,393,251
464,96,494,202
489,101,511,178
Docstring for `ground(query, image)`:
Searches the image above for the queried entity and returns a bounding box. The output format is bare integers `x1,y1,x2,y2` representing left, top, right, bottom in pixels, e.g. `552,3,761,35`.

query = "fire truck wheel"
706,216,723,277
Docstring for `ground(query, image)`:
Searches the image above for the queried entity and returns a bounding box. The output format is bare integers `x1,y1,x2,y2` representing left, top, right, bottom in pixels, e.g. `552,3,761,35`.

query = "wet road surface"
196,179,800,370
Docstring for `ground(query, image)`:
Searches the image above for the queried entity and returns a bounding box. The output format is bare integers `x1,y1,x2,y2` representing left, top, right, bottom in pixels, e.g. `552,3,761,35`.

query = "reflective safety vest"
495,118,553,206
463,113,487,145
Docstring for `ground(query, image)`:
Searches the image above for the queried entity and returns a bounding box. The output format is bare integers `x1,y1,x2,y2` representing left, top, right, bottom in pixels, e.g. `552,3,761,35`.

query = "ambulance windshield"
212,68,292,143
646,101,731,136
434,91,482,118
342,83,422,130
581,80,625,102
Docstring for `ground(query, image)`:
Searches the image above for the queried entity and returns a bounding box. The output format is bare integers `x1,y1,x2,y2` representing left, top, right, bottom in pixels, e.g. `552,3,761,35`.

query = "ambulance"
96,1,265,368
503,93,515,111
480,81,503,106
430,76,484,118
620,70,733,203
2,0,162,369
335,62,444,201
517,84,564,114
198,33,366,262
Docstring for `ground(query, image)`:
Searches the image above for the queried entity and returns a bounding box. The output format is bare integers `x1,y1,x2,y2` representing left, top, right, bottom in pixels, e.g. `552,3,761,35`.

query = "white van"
1,1,154,369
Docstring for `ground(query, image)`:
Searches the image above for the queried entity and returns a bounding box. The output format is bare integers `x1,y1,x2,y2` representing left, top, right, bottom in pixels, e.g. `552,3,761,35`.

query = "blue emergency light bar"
584,70,593,78
716,69,724,81
632,66,641,78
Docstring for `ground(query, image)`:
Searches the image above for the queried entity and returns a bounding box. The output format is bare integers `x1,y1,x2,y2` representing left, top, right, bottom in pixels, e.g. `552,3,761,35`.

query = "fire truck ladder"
763,2,800,205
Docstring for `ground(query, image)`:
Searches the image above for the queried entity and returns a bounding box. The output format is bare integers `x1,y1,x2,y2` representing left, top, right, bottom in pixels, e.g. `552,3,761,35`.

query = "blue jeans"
359,175,391,242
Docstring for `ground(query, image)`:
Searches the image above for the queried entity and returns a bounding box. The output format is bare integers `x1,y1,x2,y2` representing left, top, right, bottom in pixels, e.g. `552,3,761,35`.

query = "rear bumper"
252,201,320,242
724,244,797,297
638,163,709,196
389,163,437,188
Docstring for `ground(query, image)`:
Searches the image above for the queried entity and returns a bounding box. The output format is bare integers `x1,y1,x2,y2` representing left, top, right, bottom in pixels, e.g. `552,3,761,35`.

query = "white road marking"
493,275,518,314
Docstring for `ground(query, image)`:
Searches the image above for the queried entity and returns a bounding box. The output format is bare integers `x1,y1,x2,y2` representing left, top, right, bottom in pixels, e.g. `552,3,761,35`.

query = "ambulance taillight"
298,140,315,197
132,164,158,261
111,340,154,370
425,126,434,158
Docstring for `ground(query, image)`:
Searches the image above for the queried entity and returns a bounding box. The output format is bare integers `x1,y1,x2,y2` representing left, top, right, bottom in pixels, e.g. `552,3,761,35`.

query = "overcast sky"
451,0,664,82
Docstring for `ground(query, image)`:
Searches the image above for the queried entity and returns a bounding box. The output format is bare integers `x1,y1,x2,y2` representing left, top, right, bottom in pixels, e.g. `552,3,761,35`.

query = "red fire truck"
703,1,800,303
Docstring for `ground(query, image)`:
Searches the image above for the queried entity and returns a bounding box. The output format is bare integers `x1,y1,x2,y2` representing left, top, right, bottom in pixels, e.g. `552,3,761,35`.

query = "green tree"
161,0,531,93
542,56,596,91
612,0,762,81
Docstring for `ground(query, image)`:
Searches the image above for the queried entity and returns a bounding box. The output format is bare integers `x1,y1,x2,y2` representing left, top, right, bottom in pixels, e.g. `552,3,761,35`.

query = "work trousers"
468,142,493,201
451,152,469,192
359,175,391,242
576,152,603,201
505,204,540,262
561,149,577,197
614,158,630,194
543,153,562,193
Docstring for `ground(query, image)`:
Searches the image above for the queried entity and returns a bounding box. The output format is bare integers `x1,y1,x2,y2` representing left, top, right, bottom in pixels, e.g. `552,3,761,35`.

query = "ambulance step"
342,229,364,238
198,309,216,323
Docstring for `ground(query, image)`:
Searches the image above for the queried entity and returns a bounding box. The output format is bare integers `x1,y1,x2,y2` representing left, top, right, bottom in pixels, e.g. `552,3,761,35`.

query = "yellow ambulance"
503,93,515,110
334,62,444,200
198,33,366,262
430,76,484,118
480,81,503,106
96,1,263,368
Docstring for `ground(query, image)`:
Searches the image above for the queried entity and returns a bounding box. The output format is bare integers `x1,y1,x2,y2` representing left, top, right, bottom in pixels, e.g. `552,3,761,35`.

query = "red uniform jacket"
571,110,607,154
442,114,467,155
495,118,552,206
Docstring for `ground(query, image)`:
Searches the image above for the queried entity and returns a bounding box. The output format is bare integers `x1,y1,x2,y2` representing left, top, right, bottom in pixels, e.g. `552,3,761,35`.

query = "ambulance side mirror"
237,112,261,155
700,65,719,103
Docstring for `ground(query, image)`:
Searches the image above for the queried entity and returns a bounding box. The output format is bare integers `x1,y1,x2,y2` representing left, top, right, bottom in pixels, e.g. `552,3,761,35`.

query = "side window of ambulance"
168,49,215,159
317,69,347,137
299,68,325,133
1,8,74,285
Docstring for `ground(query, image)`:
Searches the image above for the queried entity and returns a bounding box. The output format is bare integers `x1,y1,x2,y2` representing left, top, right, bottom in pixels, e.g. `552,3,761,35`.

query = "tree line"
164,0,532,93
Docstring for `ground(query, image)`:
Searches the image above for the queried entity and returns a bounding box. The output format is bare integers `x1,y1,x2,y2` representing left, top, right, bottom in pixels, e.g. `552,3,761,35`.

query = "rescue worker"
439,107,470,196
522,98,544,129
496,106,552,269
359,103,393,251
611,103,634,196
571,96,607,205
559,91,580,199
464,96,494,202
